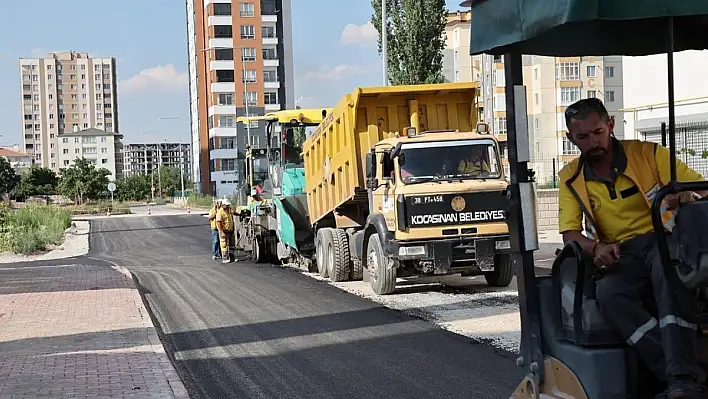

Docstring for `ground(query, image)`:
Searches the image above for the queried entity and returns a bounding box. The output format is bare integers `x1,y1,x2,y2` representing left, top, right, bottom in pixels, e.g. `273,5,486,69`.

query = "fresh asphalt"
2,214,532,398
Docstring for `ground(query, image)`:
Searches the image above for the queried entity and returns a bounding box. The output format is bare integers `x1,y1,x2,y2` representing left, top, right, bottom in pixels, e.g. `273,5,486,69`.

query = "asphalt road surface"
81,214,524,399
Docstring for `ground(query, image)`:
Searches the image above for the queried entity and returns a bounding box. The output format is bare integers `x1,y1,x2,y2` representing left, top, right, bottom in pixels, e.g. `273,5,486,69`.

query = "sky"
0,0,464,147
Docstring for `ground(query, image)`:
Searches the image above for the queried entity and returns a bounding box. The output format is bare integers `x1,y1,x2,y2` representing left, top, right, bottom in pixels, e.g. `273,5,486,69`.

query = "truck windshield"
252,157,269,188
398,139,501,184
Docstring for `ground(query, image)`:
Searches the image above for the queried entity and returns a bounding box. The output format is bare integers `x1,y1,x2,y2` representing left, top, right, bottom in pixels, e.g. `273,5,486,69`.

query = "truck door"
371,150,397,231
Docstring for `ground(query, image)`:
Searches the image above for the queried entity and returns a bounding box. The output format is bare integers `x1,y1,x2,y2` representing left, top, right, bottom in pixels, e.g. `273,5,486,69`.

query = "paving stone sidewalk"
0,264,189,398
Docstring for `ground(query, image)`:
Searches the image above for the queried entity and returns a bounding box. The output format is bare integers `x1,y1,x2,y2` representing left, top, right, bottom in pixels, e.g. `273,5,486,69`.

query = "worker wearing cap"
216,199,236,263
558,98,708,398
208,199,223,260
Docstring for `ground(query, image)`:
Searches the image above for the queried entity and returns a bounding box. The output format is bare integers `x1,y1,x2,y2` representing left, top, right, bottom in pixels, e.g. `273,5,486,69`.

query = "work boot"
212,255,218,260
667,376,705,399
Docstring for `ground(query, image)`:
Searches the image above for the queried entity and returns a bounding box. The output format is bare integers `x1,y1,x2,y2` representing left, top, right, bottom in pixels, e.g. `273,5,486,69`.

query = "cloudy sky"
0,0,464,146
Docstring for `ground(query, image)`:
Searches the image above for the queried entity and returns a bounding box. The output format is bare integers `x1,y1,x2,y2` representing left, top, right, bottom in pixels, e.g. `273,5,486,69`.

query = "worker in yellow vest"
558,98,708,398
208,199,222,260
216,199,236,263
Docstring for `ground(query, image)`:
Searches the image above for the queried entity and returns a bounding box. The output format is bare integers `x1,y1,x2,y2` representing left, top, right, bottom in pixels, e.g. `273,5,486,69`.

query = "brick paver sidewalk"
0,264,189,398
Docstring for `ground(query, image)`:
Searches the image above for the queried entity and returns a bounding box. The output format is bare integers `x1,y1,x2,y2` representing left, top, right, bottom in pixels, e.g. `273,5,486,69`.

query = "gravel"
0,220,90,263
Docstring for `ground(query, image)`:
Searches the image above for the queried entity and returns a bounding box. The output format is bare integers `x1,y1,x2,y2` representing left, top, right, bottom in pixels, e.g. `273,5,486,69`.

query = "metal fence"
639,119,708,178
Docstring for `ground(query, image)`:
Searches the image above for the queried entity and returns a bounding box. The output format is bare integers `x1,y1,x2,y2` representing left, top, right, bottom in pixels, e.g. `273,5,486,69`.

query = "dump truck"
233,109,329,265
301,82,513,294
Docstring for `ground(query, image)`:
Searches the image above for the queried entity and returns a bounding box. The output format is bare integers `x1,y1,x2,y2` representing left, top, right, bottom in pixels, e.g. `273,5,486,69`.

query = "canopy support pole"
667,16,677,183
504,52,544,384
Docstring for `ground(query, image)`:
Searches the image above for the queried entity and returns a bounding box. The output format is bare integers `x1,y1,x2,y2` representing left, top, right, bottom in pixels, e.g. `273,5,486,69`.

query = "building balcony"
263,37,278,46
211,82,234,93
211,170,240,185
210,148,239,160
262,15,277,23
208,16,232,26
263,59,279,67
204,0,231,7
210,60,234,71
209,127,238,139
209,38,233,50
264,81,280,89
208,105,237,117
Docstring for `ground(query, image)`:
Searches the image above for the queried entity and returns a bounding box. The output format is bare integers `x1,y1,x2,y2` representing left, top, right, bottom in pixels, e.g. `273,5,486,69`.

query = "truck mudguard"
362,213,395,259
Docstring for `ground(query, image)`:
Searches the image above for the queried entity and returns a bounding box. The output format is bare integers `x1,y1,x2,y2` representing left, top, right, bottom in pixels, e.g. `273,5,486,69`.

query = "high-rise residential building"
121,142,192,180
185,0,295,197
443,11,625,183
18,51,119,173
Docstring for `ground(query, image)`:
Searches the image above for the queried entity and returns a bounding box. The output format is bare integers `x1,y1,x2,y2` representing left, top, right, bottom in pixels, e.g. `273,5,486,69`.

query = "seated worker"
558,98,708,399
216,199,236,264
457,147,490,174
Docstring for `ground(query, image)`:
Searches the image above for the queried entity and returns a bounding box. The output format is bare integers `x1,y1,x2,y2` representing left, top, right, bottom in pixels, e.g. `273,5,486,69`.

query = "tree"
116,174,151,202
156,167,191,197
58,158,111,203
293,126,307,149
0,158,19,198
370,0,447,85
11,166,59,200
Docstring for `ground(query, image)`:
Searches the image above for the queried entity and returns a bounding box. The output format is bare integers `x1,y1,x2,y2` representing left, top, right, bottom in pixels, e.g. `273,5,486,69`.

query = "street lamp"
158,116,185,200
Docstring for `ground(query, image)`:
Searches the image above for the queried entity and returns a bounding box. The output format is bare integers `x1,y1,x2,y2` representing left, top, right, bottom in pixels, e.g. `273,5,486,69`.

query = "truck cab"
362,125,513,293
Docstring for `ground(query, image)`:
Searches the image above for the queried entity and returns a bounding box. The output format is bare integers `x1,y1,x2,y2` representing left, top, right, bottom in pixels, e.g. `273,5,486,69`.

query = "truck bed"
302,82,480,227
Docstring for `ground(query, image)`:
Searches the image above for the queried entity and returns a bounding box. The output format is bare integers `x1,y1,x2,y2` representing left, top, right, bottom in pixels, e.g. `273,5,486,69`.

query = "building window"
213,3,231,15
605,66,615,78
216,70,234,83
264,92,278,105
244,92,257,106
263,70,278,82
221,159,236,171
262,48,277,60
587,90,596,98
242,69,257,83
220,137,236,149
605,90,616,102
533,68,538,80
214,25,233,38
562,136,581,155
586,65,596,77
218,115,235,127
240,25,255,39
534,93,539,105
242,47,256,62
494,117,507,135
239,2,255,17
261,26,275,38
560,87,581,105
556,62,579,80
215,48,233,60
218,93,234,105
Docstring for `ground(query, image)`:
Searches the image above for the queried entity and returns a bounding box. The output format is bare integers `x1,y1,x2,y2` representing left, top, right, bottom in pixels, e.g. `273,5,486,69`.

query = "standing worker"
216,199,236,264
208,199,222,260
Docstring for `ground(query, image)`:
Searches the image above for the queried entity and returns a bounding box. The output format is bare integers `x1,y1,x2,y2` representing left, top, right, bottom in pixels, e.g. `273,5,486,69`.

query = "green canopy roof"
466,0,708,56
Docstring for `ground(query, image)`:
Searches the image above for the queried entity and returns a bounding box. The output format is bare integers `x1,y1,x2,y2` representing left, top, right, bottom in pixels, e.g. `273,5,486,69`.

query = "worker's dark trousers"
595,232,703,383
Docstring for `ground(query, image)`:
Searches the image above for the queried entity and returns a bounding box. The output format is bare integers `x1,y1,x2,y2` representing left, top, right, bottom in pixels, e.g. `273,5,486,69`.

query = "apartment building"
57,128,123,180
444,11,625,182
0,147,32,174
18,51,118,173
186,0,295,196
122,142,192,179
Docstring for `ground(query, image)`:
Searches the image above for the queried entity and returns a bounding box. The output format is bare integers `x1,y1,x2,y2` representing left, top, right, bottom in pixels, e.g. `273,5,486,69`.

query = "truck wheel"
484,254,514,287
315,229,331,278
327,229,351,282
252,237,265,263
367,234,396,295
350,257,363,281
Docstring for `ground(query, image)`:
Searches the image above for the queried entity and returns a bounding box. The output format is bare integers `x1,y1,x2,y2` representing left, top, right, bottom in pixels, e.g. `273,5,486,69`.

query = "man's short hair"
564,98,611,131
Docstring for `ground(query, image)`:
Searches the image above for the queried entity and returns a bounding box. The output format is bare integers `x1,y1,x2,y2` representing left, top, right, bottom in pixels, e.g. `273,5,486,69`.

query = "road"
83,214,523,399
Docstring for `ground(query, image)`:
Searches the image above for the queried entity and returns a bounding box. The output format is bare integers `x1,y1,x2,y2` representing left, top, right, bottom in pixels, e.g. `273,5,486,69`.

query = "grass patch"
187,194,215,208
0,204,72,254
64,205,132,215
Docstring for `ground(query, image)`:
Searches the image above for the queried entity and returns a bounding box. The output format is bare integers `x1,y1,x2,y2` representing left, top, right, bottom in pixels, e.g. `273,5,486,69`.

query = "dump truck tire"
484,254,514,287
327,229,351,282
316,229,332,278
350,257,363,281
367,234,396,295
252,237,265,263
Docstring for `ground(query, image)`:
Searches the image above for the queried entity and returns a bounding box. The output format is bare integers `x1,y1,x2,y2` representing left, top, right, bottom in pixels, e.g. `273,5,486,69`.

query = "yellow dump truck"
302,82,512,294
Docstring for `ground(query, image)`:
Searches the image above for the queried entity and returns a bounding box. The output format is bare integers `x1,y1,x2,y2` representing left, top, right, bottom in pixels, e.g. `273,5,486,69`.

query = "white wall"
622,51,708,138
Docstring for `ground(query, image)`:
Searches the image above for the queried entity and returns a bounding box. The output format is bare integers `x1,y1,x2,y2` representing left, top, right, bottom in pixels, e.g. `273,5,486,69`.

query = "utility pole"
382,0,389,86
159,117,184,199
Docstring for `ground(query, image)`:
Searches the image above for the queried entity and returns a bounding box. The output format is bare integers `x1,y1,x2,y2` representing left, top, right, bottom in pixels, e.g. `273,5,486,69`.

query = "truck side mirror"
365,150,376,179
398,153,406,166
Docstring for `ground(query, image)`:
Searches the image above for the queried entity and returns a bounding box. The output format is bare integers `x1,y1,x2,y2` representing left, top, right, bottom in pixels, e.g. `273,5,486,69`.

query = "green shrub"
64,205,131,215
187,193,215,208
0,205,72,254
